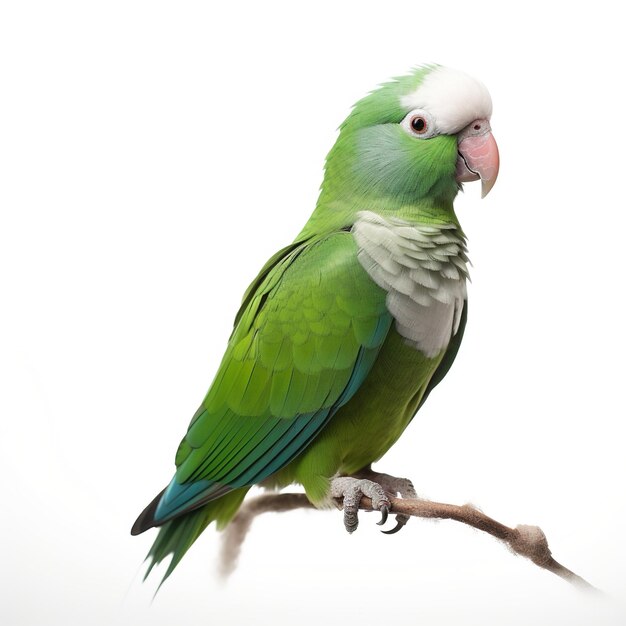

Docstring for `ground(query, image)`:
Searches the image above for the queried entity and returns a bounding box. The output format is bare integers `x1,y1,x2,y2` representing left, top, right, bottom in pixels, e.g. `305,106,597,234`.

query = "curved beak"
456,120,500,198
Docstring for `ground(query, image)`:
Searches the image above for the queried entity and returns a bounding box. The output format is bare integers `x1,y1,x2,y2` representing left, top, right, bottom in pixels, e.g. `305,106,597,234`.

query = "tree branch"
219,492,596,591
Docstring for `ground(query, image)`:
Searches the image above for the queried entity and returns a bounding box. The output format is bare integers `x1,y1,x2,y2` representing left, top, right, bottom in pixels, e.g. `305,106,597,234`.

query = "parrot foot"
354,469,417,535
330,476,391,533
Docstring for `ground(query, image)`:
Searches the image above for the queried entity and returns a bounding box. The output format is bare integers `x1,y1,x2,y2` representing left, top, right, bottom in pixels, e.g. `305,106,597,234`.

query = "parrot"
131,64,500,583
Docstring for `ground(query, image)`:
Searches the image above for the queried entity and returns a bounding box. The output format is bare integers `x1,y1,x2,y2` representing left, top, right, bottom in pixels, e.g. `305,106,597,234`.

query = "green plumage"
132,64,483,583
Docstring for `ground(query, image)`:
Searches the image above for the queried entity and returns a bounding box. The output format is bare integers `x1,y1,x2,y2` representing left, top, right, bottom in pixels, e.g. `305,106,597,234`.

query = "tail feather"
142,487,250,586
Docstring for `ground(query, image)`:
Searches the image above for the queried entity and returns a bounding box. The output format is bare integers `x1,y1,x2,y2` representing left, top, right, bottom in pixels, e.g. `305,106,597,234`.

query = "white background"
1,1,625,624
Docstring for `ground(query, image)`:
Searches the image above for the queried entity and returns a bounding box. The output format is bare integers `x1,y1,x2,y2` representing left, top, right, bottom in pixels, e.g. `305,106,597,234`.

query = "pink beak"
456,119,500,198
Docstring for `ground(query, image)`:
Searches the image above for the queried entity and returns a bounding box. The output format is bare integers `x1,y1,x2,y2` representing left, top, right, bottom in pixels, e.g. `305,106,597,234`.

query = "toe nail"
376,505,389,526
381,521,403,535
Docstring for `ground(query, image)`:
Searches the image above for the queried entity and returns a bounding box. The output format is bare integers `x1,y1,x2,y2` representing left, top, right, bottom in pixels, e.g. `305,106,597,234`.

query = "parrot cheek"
456,122,500,198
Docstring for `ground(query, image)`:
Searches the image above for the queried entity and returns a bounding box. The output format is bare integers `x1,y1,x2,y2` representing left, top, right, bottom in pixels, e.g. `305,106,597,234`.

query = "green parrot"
132,64,499,582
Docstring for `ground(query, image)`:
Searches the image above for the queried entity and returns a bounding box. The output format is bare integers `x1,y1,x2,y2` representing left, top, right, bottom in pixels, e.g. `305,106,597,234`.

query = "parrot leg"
354,468,418,535
330,476,391,533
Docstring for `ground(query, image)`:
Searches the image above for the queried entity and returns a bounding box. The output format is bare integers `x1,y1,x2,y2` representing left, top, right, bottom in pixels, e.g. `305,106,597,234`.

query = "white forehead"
400,66,493,134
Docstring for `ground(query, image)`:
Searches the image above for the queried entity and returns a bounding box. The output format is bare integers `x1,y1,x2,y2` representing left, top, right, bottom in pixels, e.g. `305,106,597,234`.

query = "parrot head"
311,65,499,229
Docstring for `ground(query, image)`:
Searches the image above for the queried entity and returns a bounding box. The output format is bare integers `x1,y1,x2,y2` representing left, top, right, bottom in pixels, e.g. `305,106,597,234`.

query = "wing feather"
143,232,392,528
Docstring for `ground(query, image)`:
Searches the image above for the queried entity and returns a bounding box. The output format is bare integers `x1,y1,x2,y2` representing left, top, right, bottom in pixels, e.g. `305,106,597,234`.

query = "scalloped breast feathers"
352,211,469,358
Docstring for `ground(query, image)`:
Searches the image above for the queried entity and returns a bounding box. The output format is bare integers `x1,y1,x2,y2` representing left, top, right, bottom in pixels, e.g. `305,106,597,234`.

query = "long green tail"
144,487,249,585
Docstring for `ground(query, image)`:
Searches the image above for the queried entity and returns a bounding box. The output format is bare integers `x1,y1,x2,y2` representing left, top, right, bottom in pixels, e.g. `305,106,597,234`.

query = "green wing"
147,232,392,526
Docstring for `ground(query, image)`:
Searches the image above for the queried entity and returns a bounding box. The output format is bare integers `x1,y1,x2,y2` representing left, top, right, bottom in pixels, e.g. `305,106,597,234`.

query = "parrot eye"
410,116,427,134
401,109,437,139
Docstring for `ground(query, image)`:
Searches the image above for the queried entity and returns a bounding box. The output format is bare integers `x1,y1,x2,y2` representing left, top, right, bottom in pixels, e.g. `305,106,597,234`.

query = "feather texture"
353,211,468,357
133,232,392,537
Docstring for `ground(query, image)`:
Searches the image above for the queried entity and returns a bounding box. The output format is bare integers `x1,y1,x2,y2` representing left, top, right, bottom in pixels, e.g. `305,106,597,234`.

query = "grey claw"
376,505,389,526
381,521,404,535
